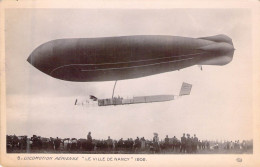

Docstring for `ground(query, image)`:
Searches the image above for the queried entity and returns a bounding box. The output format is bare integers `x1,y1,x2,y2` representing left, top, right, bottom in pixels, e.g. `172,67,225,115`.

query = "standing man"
118,138,124,149
198,140,202,150
153,133,160,153
172,136,178,152
140,137,146,150
193,134,198,153
202,140,206,149
186,134,192,153
87,132,93,151
180,133,186,153
206,140,210,149
87,132,92,142
107,136,113,151
191,136,195,153
134,137,140,152
54,137,60,151
164,135,170,150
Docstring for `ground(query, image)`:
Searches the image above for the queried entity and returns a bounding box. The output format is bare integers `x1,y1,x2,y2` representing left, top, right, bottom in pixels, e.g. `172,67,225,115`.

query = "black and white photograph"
1,0,260,167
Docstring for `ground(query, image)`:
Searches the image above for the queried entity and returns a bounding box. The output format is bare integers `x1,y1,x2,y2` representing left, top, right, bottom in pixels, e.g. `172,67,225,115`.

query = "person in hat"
180,133,186,153
153,133,160,153
193,134,198,153
87,132,92,142
54,137,60,151
186,134,192,153
172,136,178,152
134,137,141,152
164,135,170,150
87,132,93,151
140,137,146,150
107,136,113,151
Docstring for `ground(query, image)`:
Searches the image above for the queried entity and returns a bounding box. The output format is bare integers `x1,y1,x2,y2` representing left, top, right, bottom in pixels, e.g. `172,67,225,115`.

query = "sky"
5,8,253,141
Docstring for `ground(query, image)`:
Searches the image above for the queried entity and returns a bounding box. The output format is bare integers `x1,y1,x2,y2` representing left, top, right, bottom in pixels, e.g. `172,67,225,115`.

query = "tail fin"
179,82,192,96
198,34,233,45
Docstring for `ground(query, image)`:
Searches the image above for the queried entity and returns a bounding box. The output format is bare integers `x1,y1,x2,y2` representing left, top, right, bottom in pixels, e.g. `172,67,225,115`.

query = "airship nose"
27,52,36,67
27,41,56,75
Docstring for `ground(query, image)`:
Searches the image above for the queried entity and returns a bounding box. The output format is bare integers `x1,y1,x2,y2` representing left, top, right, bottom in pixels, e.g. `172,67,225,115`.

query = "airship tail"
198,34,233,45
197,34,235,66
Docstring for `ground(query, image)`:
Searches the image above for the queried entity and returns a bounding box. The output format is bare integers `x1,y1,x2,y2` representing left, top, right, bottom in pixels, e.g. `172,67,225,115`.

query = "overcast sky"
5,8,252,141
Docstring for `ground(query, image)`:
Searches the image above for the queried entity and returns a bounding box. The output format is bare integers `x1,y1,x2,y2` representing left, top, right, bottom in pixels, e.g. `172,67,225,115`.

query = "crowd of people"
6,132,253,153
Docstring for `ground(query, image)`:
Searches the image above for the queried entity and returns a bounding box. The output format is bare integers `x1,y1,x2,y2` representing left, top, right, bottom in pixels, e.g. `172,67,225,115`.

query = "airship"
27,34,235,82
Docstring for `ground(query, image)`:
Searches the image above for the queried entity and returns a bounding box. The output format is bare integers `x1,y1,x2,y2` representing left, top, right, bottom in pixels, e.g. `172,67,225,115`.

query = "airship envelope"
27,34,235,82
